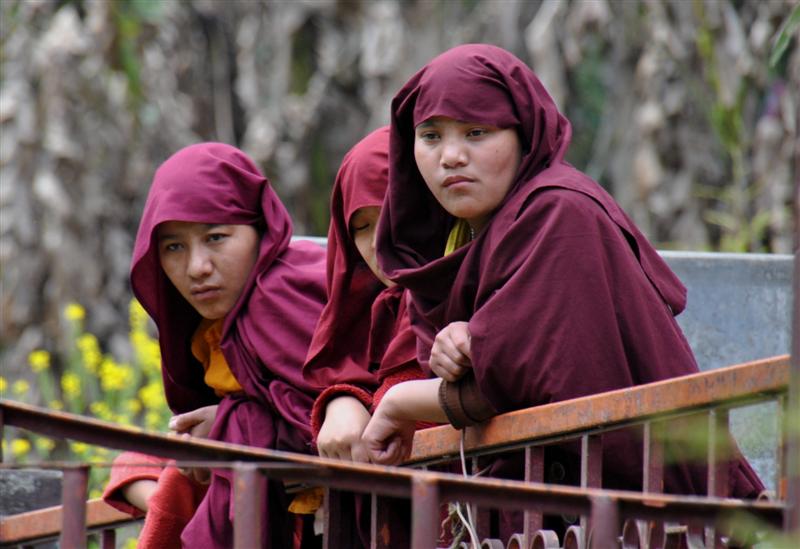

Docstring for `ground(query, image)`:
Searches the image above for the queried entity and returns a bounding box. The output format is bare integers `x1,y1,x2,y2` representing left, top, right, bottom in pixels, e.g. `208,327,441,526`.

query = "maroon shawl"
377,44,762,498
131,142,327,546
303,127,417,393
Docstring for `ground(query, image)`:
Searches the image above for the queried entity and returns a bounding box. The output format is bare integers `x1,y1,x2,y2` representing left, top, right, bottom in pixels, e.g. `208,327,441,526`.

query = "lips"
190,285,222,301
442,175,474,188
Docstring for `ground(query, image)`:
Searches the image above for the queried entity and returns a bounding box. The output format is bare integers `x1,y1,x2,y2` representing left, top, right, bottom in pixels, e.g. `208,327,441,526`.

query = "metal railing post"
233,463,263,549
523,444,545,546
411,476,439,549
589,495,618,548
60,465,89,549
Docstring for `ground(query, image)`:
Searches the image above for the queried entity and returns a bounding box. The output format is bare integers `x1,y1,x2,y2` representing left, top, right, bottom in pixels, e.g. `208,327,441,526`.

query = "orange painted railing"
1,354,796,548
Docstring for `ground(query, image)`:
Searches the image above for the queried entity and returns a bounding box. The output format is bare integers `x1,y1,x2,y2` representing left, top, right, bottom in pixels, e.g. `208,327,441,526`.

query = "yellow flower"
61,373,81,399
76,334,101,374
129,299,149,331
12,379,30,395
139,382,165,411
49,400,64,410
90,401,114,421
11,438,31,457
124,537,139,549
28,350,51,372
89,489,102,499
35,437,56,453
0,376,6,393
131,331,161,376
64,303,86,321
99,358,133,392
70,442,89,455
145,411,163,430
124,399,142,414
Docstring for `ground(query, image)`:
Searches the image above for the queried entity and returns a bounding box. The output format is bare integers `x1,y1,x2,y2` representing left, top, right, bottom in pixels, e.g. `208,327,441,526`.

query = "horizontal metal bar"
0,499,135,546
410,355,789,463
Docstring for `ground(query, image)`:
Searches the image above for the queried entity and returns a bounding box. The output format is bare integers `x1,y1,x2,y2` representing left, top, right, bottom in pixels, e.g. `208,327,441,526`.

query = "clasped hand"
428,321,472,382
169,404,218,483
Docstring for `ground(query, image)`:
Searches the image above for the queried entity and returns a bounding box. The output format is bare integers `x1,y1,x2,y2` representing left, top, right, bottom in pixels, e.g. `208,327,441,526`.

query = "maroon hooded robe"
376,44,763,510
303,127,424,424
131,142,327,548
302,127,426,548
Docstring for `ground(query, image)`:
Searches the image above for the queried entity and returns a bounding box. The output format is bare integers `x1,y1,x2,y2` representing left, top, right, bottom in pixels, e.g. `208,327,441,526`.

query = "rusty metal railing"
1,354,796,548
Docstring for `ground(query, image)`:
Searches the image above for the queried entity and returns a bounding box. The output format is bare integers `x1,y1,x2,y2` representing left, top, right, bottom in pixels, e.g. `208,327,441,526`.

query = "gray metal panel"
661,251,792,372
661,252,793,493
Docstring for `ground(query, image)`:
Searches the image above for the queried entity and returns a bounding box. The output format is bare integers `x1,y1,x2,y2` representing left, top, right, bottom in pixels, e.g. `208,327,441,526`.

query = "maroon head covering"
131,142,326,452
379,44,684,312
303,127,417,390
376,44,762,497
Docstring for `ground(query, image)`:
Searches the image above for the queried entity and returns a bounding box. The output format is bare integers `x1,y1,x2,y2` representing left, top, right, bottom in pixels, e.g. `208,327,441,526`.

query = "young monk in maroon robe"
102,142,326,548
362,44,764,536
302,126,428,547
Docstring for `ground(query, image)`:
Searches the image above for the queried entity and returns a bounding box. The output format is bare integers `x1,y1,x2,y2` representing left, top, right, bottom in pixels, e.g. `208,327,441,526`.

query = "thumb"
169,411,200,432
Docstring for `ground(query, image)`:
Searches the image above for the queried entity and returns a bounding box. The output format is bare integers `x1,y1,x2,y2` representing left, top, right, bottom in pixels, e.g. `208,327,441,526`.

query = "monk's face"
414,116,521,232
350,206,395,288
157,221,260,320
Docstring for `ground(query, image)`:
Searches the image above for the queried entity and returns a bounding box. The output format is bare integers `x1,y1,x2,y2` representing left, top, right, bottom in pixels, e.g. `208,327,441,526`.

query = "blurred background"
0,0,797,480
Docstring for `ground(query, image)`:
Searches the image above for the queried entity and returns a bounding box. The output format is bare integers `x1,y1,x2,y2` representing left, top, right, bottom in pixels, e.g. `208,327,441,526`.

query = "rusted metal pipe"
643,421,664,494
523,444,546,547
59,465,89,549
409,356,789,463
589,495,618,548
233,463,263,549
411,476,439,549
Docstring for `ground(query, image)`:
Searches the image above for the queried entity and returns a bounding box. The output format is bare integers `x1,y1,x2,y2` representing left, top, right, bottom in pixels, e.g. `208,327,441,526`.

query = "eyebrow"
157,223,224,241
416,120,435,129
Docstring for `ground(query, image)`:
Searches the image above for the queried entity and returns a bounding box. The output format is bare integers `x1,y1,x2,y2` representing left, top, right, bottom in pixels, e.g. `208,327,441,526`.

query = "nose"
440,136,467,169
187,246,213,279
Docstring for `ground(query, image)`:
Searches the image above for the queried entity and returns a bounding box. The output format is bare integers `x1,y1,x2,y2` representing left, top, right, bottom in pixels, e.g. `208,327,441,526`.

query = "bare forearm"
121,479,158,512
380,378,449,423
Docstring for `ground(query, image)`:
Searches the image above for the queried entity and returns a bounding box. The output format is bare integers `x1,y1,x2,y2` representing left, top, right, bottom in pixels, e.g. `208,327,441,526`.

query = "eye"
207,232,228,243
351,222,370,233
417,130,440,142
162,242,183,253
467,127,489,138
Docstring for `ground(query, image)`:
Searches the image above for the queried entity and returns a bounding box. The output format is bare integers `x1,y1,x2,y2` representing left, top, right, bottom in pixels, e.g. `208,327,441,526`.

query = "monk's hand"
169,404,219,438
317,396,372,462
170,404,218,484
361,391,416,465
429,321,472,382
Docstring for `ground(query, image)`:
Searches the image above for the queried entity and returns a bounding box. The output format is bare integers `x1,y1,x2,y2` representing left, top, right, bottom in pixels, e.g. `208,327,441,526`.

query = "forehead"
414,116,498,130
349,206,381,224
157,221,219,239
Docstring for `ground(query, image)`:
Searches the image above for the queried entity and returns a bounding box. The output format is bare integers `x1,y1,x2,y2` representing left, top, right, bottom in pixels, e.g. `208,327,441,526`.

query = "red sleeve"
310,384,374,442
135,467,208,548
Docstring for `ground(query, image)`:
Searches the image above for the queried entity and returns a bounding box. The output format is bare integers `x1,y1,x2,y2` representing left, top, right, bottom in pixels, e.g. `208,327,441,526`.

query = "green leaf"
770,4,800,68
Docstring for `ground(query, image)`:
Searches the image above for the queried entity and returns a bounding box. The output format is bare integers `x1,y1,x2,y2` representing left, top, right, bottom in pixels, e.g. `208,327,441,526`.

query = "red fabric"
376,44,763,499
302,127,425,425
310,384,374,440
102,451,163,518
304,127,400,388
130,143,327,548
137,466,208,549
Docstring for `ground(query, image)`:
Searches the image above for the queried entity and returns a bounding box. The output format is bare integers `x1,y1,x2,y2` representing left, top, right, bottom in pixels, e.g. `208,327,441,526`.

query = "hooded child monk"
362,44,764,536
302,126,430,547
102,142,326,548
